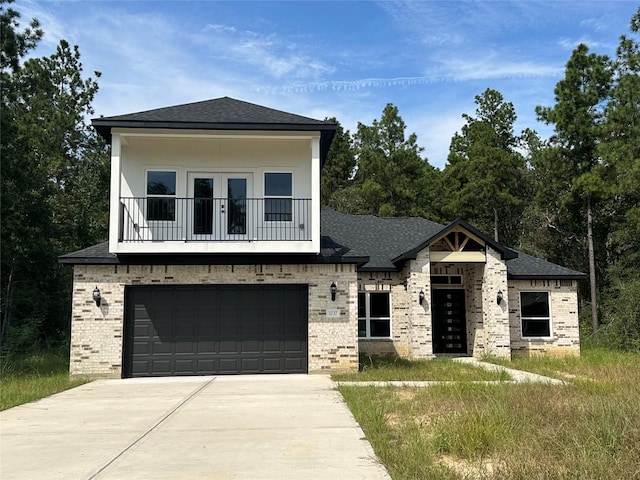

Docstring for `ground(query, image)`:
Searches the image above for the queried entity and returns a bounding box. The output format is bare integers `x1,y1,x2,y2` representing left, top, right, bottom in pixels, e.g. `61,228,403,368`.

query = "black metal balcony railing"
119,197,312,242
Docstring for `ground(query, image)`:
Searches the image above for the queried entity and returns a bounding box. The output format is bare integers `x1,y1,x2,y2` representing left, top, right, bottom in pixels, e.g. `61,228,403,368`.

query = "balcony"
118,197,312,244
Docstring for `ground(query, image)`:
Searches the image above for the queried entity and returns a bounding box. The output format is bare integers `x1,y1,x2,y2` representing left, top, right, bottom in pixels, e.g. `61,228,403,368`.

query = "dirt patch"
439,454,500,479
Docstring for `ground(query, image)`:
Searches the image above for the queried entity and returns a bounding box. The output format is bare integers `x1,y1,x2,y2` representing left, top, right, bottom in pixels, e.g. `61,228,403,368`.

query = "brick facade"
70,263,358,378
508,279,580,357
69,252,580,378
356,246,580,361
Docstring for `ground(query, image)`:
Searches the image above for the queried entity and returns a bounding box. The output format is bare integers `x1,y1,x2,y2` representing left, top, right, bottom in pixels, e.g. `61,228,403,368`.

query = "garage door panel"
175,322,197,338
219,358,240,374
125,284,308,377
175,341,196,354
263,339,282,353
241,358,260,372
151,341,171,355
219,340,240,354
284,339,305,353
285,357,305,371
198,340,216,354
175,359,195,373
241,339,260,353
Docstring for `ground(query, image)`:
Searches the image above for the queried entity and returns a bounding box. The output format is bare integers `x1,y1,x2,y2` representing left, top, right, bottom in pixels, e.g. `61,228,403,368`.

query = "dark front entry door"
432,289,467,354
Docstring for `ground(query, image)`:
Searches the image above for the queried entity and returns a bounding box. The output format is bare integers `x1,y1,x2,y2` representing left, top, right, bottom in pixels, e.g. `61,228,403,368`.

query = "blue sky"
15,0,638,169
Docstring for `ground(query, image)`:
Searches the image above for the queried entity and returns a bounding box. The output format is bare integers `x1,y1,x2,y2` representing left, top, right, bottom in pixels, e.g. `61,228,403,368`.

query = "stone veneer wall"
69,263,358,378
357,271,411,358
508,279,580,356
481,247,511,359
356,249,434,361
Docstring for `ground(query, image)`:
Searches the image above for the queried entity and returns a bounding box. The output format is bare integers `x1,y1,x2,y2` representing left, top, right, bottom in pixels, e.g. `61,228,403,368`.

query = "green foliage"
350,103,441,218
0,349,89,410
441,88,529,245
340,350,640,479
0,5,109,353
332,355,508,382
321,117,356,208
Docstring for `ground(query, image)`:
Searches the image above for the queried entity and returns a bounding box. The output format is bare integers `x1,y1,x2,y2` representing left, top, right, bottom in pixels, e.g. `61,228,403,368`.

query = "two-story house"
60,97,585,379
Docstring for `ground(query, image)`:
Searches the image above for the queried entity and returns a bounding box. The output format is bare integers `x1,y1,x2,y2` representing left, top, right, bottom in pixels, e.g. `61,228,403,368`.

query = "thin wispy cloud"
11,1,637,169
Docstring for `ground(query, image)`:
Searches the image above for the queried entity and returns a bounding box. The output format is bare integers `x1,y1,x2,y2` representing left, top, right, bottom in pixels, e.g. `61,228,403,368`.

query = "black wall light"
93,286,102,307
496,290,503,305
419,290,425,305
330,282,338,301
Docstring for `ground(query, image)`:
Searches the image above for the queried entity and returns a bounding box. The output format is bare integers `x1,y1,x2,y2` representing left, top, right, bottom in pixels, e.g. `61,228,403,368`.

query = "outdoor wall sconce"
93,286,102,307
330,282,338,301
419,290,425,305
496,290,503,305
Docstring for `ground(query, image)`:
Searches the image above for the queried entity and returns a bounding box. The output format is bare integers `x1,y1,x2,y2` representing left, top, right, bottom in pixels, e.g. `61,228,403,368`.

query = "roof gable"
391,218,518,265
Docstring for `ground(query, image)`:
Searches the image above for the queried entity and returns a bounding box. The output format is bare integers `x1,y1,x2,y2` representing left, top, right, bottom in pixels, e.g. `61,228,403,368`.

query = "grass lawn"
333,355,510,382
337,349,640,479
0,351,89,411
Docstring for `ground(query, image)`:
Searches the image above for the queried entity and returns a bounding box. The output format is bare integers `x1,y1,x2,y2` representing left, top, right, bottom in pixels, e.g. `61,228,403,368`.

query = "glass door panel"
226,178,247,236
193,178,214,235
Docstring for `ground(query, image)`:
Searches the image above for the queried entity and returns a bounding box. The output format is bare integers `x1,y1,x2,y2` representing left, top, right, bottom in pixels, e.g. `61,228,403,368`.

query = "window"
147,171,176,221
358,291,391,338
264,172,292,221
520,292,551,338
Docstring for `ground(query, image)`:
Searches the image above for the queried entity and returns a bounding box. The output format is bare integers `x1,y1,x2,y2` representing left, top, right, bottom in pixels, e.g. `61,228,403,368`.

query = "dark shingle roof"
59,210,586,279
506,252,587,280
321,209,444,270
92,97,337,163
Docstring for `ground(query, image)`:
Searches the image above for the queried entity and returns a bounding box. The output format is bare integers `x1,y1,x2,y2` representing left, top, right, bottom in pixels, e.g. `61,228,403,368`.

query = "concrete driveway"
0,375,390,480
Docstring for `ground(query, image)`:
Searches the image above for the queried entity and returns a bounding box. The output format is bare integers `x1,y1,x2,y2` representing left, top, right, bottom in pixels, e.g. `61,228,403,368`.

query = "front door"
432,289,467,354
187,173,252,240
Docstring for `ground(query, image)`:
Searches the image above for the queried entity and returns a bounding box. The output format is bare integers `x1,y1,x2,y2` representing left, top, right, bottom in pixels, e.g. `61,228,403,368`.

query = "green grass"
0,351,89,411
332,355,510,382
338,349,640,479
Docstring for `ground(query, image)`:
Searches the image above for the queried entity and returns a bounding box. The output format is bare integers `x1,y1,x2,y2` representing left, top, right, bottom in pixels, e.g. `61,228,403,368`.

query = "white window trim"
264,171,294,223
145,169,177,223
358,291,392,339
519,291,553,339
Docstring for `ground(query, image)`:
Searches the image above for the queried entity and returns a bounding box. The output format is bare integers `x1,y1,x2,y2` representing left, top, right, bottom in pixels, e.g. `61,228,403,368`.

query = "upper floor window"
264,172,292,221
520,291,551,338
147,171,176,221
358,291,391,338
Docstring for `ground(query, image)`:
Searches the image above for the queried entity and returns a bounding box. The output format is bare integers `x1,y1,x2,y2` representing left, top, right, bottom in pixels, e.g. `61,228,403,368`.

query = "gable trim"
391,219,518,266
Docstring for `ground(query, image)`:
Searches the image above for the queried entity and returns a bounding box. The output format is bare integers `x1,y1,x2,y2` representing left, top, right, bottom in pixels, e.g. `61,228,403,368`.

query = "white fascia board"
112,128,320,141
111,241,317,255
108,134,122,253
310,135,321,253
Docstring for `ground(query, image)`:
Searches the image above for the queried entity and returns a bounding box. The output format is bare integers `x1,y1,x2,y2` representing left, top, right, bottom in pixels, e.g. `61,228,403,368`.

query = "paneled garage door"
123,284,308,377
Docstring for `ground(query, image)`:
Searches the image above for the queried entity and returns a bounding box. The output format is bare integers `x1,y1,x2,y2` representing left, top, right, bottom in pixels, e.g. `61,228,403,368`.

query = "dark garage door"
123,284,308,377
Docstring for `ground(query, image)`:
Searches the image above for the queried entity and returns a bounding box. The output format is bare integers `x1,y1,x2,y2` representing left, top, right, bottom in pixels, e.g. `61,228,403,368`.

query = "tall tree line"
1,3,637,353
322,8,640,349
1,0,109,353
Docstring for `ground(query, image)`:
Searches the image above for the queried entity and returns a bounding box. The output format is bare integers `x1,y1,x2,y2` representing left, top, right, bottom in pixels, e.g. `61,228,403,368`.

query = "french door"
187,173,252,240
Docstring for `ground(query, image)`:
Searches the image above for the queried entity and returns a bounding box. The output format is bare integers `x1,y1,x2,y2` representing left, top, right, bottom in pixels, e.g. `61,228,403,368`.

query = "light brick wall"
407,250,434,359
482,247,511,359
70,263,358,378
357,271,412,358
508,279,580,357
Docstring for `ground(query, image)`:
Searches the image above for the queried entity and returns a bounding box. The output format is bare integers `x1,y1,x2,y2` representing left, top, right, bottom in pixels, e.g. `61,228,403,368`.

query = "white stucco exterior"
108,129,322,254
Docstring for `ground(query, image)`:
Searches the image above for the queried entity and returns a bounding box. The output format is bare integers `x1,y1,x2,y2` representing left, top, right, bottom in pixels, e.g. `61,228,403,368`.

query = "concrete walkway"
337,357,565,387
0,375,390,480
453,357,565,384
